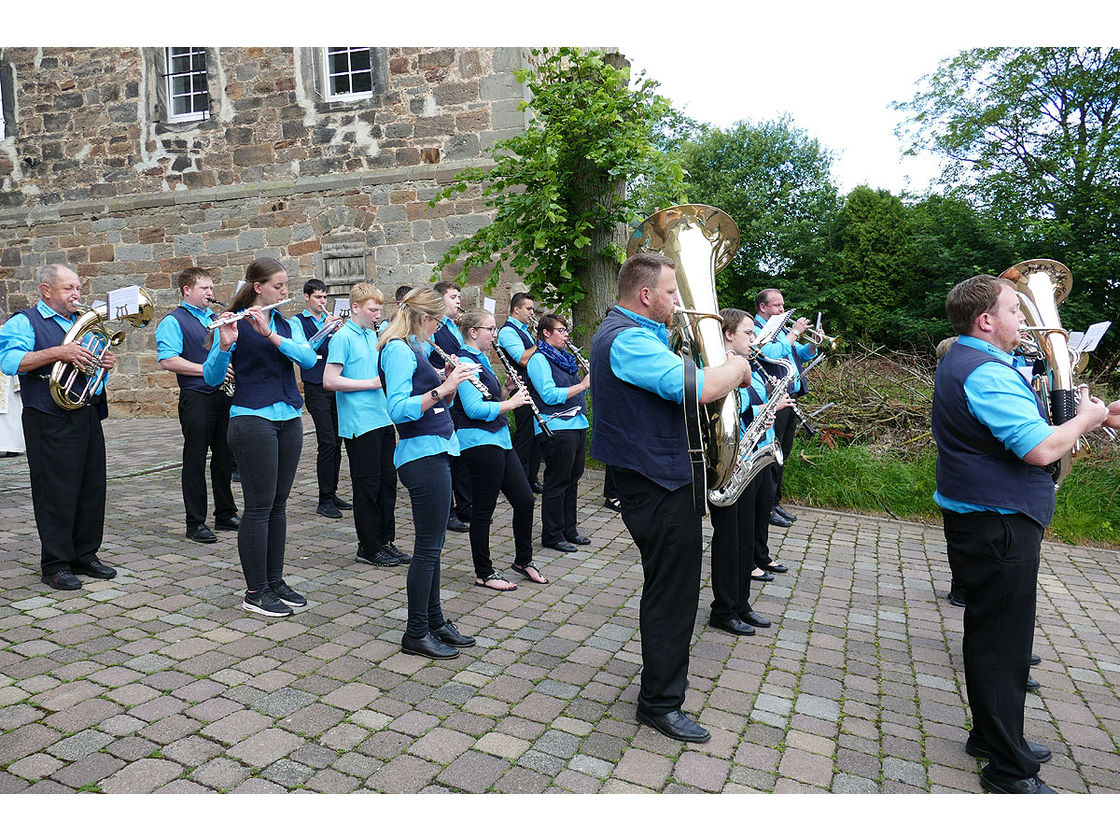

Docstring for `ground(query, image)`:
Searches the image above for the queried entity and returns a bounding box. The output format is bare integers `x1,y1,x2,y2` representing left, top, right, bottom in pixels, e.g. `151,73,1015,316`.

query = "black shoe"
1030,653,1042,666
231,470,241,483
382,542,411,562
709,615,756,636
979,769,1056,794
542,539,578,553
446,515,470,533
635,708,711,743
567,534,591,546
768,510,792,528
332,496,353,511
242,586,293,618
773,503,798,522
740,609,771,628
42,570,82,591
400,632,460,660
751,569,775,582
317,501,342,519
432,621,475,648
356,547,401,567
530,481,544,494
268,579,307,608
215,515,241,531
966,739,1052,763
72,559,116,580
186,524,218,544
603,497,622,512
759,562,788,574
947,591,966,607
1026,677,1040,690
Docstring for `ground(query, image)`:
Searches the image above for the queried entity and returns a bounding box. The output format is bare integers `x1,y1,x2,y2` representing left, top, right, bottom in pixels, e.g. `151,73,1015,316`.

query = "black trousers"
344,425,397,556
539,428,585,543
708,478,759,622
449,454,473,522
754,463,777,569
771,405,797,504
511,403,542,485
943,509,1042,782
178,388,237,528
461,444,535,577
22,406,106,576
612,466,702,716
303,381,342,503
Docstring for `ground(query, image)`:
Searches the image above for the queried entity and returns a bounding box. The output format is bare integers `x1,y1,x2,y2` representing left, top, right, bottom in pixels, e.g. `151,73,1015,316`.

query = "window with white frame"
164,47,210,122
323,48,376,101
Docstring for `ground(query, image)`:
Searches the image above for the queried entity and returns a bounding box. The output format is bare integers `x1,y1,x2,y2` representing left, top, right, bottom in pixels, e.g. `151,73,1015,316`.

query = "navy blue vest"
378,338,454,440
589,308,691,490
17,307,107,419
933,342,1056,526
450,359,508,433
428,321,461,370
296,312,330,385
529,350,585,420
167,306,217,394
230,317,303,410
499,320,534,377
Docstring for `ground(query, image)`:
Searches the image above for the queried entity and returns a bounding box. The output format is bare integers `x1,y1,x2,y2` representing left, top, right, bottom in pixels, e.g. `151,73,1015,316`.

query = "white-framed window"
164,47,210,122
323,48,376,101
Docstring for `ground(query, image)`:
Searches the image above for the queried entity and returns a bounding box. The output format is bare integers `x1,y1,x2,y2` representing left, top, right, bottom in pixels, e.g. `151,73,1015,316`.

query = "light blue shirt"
607,306,704,404
288,309,332,352
155,301,214,361
203,310,316,421
381,336,460,468
753,314,816,391
455,344,512,451
497,318,534,363
744,369,776,450
934,335,1055,515
325,319,391,438
0,302,110,396
526,351,589,435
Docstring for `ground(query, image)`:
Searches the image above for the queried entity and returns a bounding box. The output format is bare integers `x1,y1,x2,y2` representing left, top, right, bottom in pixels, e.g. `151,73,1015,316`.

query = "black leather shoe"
709,615,756,636
768,510,792,527
400,632,460,659
446,515,470,533
773,503,798,522
42,570,82,591
214,515,241,531
542,539,578,553
1026,676,1040,690
759,562,788,574
530,481,544,494
332,496,353,511
947,591,966,607
1030,653,1042,666
635,708,711,743
740,609,771,628
603,497,622,512
432,621,475,648
567,534,591,546
966,739,1051,763
751,569,775,582
317,501,342,519
186,524,218,544
980,769,1056,794
72,559,116,580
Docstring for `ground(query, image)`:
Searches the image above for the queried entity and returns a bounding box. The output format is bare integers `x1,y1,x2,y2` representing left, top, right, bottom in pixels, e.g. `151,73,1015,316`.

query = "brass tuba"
49,289,154,410
627,204,741,498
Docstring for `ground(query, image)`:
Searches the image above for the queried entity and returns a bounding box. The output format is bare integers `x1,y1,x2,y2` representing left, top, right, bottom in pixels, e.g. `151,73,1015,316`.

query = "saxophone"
708,355,796,507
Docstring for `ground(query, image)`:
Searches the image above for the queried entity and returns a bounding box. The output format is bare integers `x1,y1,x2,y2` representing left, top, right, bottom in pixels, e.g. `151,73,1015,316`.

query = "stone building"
0,47,530,415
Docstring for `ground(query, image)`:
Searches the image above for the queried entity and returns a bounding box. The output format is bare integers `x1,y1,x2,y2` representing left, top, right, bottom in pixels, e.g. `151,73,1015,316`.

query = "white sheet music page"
1079,321,1112,352
332,298,351,318
106,285,141,320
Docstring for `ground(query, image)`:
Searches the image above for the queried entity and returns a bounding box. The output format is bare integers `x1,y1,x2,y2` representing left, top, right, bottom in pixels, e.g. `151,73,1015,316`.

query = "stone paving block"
436,749,510,793
226,728,305,768
48,729,115,761
200,709,272,744
190,757,251,790
366,754,440,793
8,752,65,780
100,758,184,794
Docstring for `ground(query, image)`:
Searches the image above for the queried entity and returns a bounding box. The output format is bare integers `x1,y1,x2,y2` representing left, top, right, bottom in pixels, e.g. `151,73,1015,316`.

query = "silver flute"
208,299,291,331
205,298,235,395
426,339,492,397
495,345,554,438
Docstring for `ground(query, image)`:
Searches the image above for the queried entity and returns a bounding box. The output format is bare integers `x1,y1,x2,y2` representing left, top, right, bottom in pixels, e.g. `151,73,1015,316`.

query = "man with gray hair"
0,264,118,590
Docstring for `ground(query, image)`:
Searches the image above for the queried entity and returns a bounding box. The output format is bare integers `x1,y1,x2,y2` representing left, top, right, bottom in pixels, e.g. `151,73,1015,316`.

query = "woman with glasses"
525,313,590,561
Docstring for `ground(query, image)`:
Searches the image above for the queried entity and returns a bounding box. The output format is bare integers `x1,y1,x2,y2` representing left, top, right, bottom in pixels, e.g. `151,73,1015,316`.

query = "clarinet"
751,360,818,438
426,339,492,398
495,345,555,438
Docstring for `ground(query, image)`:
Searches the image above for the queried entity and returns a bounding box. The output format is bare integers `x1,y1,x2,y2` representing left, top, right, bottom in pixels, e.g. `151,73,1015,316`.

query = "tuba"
627,204,741,499
49,289,154,410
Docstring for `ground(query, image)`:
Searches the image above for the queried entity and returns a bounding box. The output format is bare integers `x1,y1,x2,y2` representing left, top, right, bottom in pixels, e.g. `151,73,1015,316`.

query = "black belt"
681,356,705,515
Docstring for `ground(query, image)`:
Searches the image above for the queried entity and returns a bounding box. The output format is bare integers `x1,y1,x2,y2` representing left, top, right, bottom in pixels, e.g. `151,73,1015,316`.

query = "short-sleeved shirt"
608,306,704,402
325,319,391,438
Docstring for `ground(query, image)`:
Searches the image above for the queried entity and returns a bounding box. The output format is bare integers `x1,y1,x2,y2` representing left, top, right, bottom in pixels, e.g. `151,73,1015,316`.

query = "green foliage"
430,48,687,309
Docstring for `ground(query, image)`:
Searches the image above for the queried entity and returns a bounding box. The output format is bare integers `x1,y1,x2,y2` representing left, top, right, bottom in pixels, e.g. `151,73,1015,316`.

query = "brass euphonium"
49,288,155,410
627,204,742,498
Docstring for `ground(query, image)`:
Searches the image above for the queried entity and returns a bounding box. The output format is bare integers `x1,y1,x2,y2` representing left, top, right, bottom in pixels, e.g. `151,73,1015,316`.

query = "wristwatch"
429,388,441,401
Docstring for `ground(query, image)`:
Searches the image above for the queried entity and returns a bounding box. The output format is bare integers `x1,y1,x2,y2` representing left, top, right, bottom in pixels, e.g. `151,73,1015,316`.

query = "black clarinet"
495,345,555,438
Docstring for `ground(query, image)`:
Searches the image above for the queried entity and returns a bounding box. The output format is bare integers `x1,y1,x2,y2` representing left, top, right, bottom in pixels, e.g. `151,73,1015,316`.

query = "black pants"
460,444,534,577
708,478,759,622
228,415,302,592
943,510,1042,782
398,454,451,638
511,403,542,485
344,425,397,556
771,405,797,504
612,466,702,716
449,454,473,522
303,381,342,503
540,428,585,543
754,463,777,569
22,406,106,576
178,388,237,528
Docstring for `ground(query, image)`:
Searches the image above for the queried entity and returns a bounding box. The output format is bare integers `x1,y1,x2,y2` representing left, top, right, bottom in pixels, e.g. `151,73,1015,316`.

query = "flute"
208,299,291,330
426,339,492,397
495,344,554,438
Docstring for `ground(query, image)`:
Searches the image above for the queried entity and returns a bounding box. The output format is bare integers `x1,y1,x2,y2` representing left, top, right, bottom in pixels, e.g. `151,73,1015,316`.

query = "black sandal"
510,563,549,584
475,573,517,591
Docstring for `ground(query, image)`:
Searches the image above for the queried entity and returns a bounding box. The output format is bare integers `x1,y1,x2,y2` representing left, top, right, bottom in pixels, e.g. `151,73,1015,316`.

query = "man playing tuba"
0,264,119,590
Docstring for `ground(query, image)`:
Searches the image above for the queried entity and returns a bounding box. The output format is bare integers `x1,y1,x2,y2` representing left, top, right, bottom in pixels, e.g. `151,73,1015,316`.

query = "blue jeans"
228,415,302,591
397,454,451,638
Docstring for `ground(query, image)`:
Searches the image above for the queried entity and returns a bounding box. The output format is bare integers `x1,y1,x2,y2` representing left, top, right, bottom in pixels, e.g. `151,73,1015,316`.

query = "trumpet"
494,345,554,438
208,299,291,331
750,358,818,438
426,339,492,398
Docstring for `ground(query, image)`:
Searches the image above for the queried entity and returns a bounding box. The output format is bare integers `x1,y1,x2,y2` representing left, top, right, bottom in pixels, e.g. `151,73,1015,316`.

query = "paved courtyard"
1,416,1118,794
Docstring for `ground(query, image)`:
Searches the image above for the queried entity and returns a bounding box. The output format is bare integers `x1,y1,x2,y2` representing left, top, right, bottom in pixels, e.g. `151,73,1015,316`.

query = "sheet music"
484,297,497,315
332,298,351,318
1079,321,1112,352
106,285,141,320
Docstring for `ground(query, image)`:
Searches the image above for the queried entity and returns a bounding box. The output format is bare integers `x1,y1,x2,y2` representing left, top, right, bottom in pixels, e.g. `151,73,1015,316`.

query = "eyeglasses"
475,326,497,333
552,326,570,334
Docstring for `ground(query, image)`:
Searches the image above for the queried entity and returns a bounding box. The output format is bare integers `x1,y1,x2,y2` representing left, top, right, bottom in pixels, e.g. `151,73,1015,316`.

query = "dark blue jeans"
397,453,451,638
228,415,302,591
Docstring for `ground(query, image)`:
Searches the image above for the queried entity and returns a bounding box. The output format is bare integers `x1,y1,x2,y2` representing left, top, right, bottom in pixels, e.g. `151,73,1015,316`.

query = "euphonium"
49,288,154,410
627,204,742,495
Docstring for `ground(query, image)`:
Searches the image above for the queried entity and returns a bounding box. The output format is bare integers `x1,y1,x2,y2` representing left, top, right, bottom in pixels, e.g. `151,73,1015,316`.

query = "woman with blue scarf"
525,314,591,556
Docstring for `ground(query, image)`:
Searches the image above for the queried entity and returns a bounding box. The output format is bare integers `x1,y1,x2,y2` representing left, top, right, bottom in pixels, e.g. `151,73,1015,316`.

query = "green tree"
431,48,686,344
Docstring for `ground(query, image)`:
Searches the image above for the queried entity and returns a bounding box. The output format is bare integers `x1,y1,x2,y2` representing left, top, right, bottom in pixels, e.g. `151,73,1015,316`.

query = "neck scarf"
536,338,578,375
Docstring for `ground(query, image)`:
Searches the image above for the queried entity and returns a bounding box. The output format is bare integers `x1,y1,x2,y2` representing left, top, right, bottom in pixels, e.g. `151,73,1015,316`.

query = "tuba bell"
49,288,154,410
627,204,742,499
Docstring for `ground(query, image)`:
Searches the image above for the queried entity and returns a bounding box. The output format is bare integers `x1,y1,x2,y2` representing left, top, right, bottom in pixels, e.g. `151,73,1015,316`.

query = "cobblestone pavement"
1,417,1119,794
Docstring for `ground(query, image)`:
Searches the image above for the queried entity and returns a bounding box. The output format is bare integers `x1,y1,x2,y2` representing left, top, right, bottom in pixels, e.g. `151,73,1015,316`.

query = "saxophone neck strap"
681,355,706,515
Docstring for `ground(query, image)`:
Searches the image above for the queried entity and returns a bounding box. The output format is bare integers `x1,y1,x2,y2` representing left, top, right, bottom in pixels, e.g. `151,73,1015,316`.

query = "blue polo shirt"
0,301,79,375
288,310,331,350
155,301,214,360
608,306,704,403
753,314,816,393
497,318,534,361
454,344,512,451
325,319,391,439
526,352,589,435
380,336,460,468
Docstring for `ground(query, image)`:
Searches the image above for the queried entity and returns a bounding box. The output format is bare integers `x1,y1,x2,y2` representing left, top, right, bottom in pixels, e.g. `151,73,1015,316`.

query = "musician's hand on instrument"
99,351,117,370
511,388,532,409
789,317,812,339
776,393,794,412
1076,385,1109,430
1106,398,1120,429
59,342,96,367
246,306,272,337
217,319,239,351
